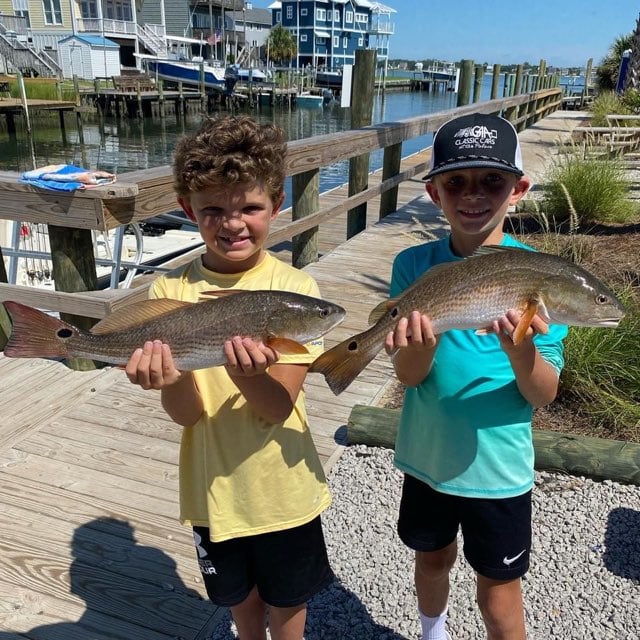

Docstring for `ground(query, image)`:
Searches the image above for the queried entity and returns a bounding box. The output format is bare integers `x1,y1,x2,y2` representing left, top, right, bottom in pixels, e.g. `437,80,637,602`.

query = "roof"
227,7,272,25
58,34,119,47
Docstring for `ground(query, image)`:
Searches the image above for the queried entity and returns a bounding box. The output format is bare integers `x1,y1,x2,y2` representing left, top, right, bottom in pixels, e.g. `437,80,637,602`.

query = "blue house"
268,1,395,70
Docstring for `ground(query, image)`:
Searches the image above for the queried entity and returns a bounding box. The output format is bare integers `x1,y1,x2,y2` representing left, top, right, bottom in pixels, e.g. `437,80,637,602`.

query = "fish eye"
390,307,399,318
595,294,610,305
57,328,73,338
320,308,329,317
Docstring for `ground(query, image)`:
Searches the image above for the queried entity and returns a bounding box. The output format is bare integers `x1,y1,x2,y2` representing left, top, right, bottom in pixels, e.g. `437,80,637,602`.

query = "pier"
0,91,570,637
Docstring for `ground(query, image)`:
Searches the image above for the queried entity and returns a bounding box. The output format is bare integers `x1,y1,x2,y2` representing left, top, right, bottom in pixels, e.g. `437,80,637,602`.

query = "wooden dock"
0,111,585,639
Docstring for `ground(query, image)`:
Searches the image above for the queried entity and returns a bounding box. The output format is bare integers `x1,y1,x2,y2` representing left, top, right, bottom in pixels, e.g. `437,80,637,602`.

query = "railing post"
473,64,484,103
490,64,501,100
380,142,402,219
347,48,376,239
456,59,474,106
0,247,10,349
47,225,99,370
291,169,320,268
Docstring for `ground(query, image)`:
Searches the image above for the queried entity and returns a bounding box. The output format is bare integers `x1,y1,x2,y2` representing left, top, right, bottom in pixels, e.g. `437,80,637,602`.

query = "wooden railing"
0,88,562,324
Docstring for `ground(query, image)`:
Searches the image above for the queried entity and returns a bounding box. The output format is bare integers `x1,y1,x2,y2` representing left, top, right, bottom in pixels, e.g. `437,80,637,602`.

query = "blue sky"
250,0,639,68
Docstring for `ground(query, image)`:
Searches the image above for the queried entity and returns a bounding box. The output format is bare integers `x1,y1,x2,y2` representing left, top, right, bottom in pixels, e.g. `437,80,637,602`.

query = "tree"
267,25,297,66
595,33,634,92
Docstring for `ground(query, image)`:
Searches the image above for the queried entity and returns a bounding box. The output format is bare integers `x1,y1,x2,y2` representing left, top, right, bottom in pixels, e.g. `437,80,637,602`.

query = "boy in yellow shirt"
125,115,333,639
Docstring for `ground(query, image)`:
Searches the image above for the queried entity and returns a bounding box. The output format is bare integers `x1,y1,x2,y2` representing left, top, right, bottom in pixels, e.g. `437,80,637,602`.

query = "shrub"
589,90,629,126
541,149,637,225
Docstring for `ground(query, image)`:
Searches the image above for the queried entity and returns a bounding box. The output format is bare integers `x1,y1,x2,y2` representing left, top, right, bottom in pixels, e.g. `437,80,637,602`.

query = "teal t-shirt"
391,234,568,499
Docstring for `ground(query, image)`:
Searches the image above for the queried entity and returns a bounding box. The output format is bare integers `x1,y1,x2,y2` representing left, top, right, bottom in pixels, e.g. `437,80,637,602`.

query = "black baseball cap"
424,113,524,180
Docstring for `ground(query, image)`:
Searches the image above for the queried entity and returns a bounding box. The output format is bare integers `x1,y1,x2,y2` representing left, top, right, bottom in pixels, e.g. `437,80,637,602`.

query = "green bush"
542,149,637,225
589,90,629,126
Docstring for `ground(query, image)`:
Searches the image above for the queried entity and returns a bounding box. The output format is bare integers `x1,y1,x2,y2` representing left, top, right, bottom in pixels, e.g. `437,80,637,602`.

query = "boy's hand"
385,310,437,356
224,336,279,377
491,309,549,353
125,340,185,390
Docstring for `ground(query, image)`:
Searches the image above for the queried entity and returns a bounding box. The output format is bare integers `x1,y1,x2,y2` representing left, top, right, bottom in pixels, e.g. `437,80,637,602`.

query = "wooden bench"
112,74,155,93
573,125,640,157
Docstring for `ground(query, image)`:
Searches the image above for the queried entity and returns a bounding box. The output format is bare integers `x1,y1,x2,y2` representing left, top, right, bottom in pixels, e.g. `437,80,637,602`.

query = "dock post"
47,225,99,370
380,141,402,219
473,64,484,102
291,169,320,268
0,246,10,349
17,72,31,136
347,48,377,239
456,59,474,106
491,64,501,99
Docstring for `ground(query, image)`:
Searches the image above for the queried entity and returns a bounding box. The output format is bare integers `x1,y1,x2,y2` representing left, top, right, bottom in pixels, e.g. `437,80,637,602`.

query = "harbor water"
0,73,582,211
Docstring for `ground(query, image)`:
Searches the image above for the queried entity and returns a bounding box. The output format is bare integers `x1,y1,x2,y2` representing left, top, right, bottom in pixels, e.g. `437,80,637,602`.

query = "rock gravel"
211,445,640,639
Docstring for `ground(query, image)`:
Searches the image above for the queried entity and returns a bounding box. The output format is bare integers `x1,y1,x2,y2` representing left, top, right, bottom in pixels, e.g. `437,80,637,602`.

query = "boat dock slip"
0,112,585,638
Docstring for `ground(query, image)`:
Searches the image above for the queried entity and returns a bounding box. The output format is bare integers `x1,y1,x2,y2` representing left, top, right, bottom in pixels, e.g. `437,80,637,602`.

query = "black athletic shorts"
397,473,532,580
192,516,334,608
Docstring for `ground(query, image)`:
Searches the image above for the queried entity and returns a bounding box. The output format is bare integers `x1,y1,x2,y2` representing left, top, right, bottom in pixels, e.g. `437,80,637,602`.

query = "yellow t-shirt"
150,252,332,542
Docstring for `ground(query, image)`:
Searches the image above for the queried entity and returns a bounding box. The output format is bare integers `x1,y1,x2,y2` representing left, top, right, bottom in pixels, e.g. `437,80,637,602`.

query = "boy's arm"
126,340,204,427
386,310,439,387
223,336,308,424
493,310,560,408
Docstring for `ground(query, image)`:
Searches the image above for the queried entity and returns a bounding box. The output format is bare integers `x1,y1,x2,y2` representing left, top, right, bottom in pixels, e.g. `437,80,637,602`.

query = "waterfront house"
0,0,267,78
267,0,395,70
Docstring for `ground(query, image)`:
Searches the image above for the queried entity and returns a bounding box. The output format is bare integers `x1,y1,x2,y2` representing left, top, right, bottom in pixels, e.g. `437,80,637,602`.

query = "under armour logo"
193,530,208,559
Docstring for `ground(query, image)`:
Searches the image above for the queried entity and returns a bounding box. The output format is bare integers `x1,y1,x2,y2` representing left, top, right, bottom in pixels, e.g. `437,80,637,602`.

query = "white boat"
295,92,324,108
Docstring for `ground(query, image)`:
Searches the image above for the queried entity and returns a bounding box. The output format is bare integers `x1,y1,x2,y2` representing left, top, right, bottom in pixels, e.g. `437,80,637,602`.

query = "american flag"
207,31,222,45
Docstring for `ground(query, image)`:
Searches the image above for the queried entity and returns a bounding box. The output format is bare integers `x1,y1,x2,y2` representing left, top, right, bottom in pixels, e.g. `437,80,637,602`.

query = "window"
345,11,353,23
316,9,326,21
358,36,363,46
286,6,292,19
301,8,307,16
333,10,339,22
79,0,98,19
343,36,347,48
355,13,368,24
300,34,307,42
333,36,339,48
276,10,281,22
42,0,62,25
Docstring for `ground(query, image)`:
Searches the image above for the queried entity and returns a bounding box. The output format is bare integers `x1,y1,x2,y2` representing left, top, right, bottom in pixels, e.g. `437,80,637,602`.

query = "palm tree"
267,25,297,66
596,33,634,91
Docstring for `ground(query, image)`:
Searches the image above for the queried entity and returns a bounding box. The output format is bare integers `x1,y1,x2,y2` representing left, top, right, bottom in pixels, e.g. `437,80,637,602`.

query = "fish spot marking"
57,328,73,339
347,340,358,352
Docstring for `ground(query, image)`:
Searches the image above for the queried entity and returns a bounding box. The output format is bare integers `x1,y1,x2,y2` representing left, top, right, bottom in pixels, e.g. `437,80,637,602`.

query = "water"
0,73,574,209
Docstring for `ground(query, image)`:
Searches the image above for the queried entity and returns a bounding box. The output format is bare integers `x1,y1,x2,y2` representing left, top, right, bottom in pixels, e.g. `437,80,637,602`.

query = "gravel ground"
209,445,640,640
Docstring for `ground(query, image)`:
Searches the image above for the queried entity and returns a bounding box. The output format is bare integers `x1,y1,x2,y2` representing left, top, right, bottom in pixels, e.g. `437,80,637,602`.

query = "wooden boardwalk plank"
0,112,585,638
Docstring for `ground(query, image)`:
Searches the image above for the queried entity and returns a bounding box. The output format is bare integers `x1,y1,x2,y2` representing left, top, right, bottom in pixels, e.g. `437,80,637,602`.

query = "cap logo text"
454,125,497,150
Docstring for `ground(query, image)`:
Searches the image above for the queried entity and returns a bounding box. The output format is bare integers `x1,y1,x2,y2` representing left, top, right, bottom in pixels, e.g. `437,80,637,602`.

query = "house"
268,0,395,71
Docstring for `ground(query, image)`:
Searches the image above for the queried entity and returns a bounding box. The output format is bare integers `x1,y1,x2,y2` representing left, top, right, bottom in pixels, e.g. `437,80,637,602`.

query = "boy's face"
179,183,284,274
426,168,530,249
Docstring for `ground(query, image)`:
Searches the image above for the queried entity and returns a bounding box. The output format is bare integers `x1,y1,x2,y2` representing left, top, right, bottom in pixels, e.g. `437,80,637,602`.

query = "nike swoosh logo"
503,549,526,566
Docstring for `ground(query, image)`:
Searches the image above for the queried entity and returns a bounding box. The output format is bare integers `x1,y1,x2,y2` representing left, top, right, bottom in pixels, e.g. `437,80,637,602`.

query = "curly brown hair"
173,115,287,203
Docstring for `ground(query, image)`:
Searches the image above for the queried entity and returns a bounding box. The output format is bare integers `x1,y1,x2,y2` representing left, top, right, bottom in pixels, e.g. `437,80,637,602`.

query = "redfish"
3,290,346,370
310,246,625,395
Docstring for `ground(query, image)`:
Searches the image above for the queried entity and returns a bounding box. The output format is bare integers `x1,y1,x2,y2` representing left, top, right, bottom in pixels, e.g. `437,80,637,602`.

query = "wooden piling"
491,64,501,100
291,169,320,267
456,59,474,107
347,48,377,239
473,64,484,103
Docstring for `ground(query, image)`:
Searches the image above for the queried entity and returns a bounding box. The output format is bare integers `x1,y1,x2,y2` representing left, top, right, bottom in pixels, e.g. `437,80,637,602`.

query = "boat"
295,92,324,108
137,54,226,91
314,70,344,89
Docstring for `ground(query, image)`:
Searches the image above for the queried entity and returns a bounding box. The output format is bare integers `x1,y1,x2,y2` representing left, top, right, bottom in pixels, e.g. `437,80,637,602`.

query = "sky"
250,0,639,68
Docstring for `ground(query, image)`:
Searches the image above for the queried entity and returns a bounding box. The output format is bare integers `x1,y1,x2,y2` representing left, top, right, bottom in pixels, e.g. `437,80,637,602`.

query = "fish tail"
309,327,382,395
3,301,73,360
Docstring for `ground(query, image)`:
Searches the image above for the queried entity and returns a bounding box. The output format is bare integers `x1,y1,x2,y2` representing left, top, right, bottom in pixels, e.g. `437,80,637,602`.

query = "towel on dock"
20,164,116,191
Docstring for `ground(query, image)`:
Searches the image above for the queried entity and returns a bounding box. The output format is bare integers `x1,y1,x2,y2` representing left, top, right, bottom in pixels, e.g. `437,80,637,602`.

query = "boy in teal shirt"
387,113,567,640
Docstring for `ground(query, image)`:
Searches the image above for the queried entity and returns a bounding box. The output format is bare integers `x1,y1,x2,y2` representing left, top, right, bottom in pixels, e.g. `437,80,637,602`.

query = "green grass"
3,77,79,101
541,148,638,225
559,284,640,440
589,90,630,126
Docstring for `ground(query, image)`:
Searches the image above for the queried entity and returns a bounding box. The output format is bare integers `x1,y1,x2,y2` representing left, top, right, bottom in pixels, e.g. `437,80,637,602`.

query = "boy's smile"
180,184,283,274
426,168,530,253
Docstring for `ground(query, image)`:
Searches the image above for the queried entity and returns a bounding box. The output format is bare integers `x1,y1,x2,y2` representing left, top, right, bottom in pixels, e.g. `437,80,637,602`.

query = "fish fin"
198,289,245,298
309,327,381,395
91,299,192,335
471,245,529,257
367,299,397,325
512,301,539,345
474,327,492,336
3,301,74,359
266,337,309,355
